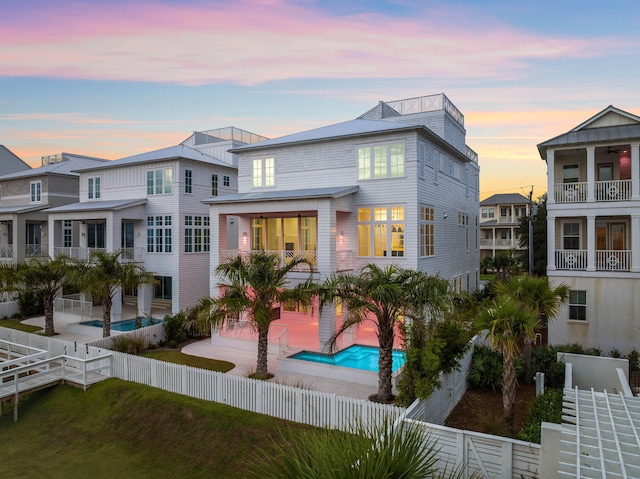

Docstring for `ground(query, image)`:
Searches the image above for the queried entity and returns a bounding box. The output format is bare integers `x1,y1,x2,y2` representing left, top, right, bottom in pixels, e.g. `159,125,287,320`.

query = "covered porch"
0,206,50,263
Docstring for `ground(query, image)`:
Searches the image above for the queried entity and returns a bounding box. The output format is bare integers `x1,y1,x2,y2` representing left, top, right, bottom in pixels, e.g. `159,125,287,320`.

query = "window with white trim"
253,158,274,187
418,143,426,178
563,222,580,250
88,177,101,199
357,205,404,257
184,215,209,253
63,220,72,248
147,215,172,253
481,208,495,219
185,169,192,194
223,175,230,187
569,290,586,321
211,174,218,196
147,169,172,195
358,143,405,180
30,181,42,203
419,206,434,257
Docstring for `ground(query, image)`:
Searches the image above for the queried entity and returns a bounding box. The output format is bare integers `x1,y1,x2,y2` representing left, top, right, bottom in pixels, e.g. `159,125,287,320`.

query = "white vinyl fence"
0,301,19,318
85,323,166,350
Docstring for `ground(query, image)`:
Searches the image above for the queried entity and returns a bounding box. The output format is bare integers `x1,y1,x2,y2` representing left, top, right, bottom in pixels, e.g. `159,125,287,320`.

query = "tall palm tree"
493,276,569,383
321,264,450,403
476,297,537,423
76,249,154,338
0,255,76,336
197,250,315,378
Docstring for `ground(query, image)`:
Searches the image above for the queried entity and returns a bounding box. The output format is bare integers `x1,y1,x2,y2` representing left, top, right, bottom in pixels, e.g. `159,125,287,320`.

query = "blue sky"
1,0,639,198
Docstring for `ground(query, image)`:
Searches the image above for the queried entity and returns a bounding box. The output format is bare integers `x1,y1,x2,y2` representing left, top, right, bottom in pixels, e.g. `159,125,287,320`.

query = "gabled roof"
75,145,232,173
203,185,359,204
537,106,640,160
480,193,529,206
229,119,426,152
0,154,107,180
0,145,31,175
45,198,147,213
0,204,49,215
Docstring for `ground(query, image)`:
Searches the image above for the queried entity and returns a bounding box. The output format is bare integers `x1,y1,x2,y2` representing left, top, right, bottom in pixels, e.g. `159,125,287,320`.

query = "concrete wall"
559,352,629,393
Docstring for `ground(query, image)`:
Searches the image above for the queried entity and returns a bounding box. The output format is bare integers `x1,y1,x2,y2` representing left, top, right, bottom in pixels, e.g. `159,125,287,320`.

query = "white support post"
586,215,596,272
586,146,595,202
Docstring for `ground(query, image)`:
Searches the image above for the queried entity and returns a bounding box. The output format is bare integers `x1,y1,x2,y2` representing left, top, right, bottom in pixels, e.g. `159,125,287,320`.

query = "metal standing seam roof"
202,185,359,204
0,155,108,180
480,193,530,206
559,387,640,478
0,205,49,215
44,198,147,213
74,144,233,172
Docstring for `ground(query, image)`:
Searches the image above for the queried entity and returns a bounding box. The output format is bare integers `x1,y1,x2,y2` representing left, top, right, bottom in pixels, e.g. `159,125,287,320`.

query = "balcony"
25,243,48,258
555,249,631,272
219,249,354,273
54,247,145,262
554,180,632,203
0,244,13,259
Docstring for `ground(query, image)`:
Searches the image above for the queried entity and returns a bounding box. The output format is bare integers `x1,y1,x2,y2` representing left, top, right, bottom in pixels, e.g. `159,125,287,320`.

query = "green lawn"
0,379,312,479
0,318,42,333
141,349,235,372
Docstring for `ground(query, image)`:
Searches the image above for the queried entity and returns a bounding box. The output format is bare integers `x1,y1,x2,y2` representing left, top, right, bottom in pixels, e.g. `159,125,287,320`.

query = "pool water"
79,317,161,332
289,345,406,373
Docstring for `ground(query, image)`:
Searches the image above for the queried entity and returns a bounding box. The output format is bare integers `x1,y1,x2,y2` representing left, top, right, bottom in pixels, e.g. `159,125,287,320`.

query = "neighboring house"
479,193,529,260
538,105,640,353
0,152,108,263
0,145,31,176
206,93,480,348
45,127,266,320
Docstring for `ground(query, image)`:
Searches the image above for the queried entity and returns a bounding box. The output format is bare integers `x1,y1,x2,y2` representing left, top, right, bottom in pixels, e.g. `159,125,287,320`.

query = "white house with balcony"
0,152,107,264
205,93,480,348
45,127,266,320
479,193,529,261
539,105,640,353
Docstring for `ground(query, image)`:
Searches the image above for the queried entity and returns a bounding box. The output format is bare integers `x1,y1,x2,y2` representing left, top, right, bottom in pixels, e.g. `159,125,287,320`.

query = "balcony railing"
25,244,48,257
336,250,353,271
554,183,587,203
479,239,515,247
595,179,631,201
555,250,588,270
0,244,13,259
220,249,354,272
596,250,631,271
54,247,144,262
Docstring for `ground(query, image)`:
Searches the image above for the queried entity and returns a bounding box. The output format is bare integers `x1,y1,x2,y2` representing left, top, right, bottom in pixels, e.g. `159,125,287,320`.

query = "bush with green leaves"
531,343,598,389
162,311,188,348
467,344,504,391
17,289,44,318
518,388,563,443
626,348,640,374
111,335,145,355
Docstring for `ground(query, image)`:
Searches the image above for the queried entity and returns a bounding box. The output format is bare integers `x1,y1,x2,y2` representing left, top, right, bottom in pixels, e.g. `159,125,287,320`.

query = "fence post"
182,367,188,395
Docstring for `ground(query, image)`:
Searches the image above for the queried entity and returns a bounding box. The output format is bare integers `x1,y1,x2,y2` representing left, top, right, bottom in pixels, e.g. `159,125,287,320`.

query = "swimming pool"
288,345,406,373
79,317,161,332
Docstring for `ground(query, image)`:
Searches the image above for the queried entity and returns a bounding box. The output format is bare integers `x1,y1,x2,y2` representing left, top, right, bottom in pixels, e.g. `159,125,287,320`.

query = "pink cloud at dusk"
0,1,625,86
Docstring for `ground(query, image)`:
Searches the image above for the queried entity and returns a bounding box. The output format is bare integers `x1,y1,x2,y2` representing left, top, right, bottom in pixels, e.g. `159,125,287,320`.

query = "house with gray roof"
0,145,31,176
45,128,264,319
0,152,107,263
205,93,480,349
538,105,640,353
479,192,530,261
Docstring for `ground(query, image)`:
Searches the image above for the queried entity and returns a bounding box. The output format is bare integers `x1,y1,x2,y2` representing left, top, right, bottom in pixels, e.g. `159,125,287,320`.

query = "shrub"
162,311,188,348
17,290,44,318
626,348,640,374
530,343,595,389
518,388,563,443
468,345,503,391
111,335,145,355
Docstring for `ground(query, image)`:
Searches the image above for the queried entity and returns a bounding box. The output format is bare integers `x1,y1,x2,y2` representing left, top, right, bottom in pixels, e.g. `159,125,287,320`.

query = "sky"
1,0,639,200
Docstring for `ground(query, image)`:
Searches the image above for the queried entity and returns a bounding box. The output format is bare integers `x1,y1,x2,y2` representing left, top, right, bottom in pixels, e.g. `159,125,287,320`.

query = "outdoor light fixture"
242,232,248,245
443,213,448,219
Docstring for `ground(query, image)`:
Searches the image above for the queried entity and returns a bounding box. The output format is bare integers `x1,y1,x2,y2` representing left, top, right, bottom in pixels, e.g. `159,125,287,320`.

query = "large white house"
205,93,480,348
539,105,640,353
479,193,530,261
45,127,267,320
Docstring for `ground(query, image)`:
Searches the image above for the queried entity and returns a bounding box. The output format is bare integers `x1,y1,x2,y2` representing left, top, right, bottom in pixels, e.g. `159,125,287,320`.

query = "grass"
0,379,311,479
0,318,43,333
141,349,235,372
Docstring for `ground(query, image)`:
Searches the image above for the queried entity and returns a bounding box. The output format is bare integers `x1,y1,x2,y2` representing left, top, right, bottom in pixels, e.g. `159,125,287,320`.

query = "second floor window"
357,205,404,257
211,174,218,196
563,222,580,250
563,165,579,183
253,158,275,187
481,208,495,219
30,181,41,203
184,215,210,253
185,169,192,194
147,215,172,253
223,175,230,187
569,290,587,321
147,168,172,195
88,177,101,199
419,206,434,257
358,143,405,180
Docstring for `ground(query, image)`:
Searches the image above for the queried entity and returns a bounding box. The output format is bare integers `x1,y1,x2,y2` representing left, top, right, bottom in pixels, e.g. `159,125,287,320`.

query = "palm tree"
476,297,537,423
197,250,315,378
493,276,569,383
321,264,450,403
76,249,154,338
0,255,76,336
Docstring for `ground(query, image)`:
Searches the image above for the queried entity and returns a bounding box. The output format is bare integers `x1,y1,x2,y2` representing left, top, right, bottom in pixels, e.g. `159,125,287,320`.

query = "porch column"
111,286,123,322
547,215,556,271
586,215,596,272
106,212,117,252
137,283,153,317
47,217,57,258
318,301,337,351
209,206,221,298
631,215,640,273
546,150,555,205
14,215,25,263
316,199,337,278
632,142,640,200
586,146,595,202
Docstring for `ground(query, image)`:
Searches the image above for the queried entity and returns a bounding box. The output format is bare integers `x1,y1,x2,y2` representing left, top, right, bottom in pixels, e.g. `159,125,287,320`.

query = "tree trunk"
523,337,533,385
256,325,269,377
502,352,517,425
43,297,55,336
377,326,395,402
102,295,112,338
